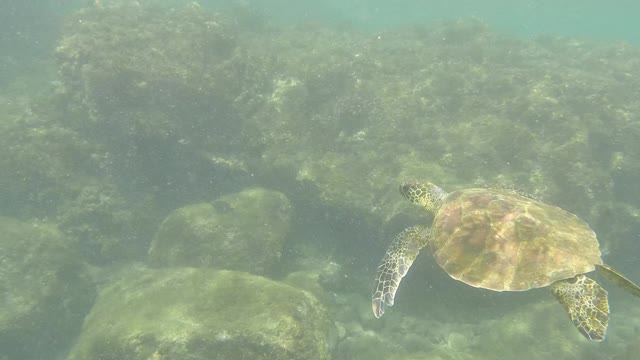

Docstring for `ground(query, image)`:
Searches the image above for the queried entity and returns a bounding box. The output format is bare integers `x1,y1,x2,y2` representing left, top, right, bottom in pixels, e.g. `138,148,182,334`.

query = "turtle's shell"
431,188,602,291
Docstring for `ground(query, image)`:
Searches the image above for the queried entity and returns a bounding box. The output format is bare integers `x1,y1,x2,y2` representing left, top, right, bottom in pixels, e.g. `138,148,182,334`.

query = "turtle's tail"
596,263,640,298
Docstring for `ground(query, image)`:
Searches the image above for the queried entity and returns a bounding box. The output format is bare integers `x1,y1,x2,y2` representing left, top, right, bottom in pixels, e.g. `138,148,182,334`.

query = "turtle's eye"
399,183,413,195
400,183,427,206
399,182,421,203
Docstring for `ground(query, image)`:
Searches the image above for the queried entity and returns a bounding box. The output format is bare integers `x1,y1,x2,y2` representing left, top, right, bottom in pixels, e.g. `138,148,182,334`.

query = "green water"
1,1,639,360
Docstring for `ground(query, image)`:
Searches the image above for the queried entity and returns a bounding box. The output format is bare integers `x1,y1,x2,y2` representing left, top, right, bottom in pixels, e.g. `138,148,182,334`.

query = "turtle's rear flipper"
372,226,429,318
551,275,609,341
596,263,640,298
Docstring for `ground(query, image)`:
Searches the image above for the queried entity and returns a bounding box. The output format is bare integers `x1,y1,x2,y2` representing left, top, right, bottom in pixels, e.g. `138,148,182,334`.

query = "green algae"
68,268,329,360
149,187,292,275
0,217,95,360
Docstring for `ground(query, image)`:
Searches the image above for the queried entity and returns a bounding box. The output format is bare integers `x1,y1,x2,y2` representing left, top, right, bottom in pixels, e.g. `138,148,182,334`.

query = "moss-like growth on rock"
58,182,158,265
68,268,329,360
149,187,292,275
0,217,95,360
0,110,101,219
55,4,266,202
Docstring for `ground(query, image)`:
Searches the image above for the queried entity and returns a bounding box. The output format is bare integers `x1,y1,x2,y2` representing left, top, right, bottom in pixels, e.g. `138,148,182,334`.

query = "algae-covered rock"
475,301,608,359
58,183,158,265
284,270,330,305
56,4,242,121
0,217,95,360
148,187,292,275
68,268,329,360
0,109,102,219
53,4,269,206
55,4,267,169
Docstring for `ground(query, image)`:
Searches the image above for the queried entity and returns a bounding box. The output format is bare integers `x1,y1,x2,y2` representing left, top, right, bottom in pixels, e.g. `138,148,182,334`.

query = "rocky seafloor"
1,2,639,359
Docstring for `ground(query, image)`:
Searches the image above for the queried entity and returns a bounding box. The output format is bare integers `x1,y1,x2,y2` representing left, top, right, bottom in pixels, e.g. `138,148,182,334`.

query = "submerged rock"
0,217,95,360
148,187,292,275
67,268,329,360
475,300,612,360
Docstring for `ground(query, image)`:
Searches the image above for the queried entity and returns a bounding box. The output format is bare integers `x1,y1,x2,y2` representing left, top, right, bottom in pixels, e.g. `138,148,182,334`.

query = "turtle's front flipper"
550,275,609,341
372,226,430,318
596,263,640,298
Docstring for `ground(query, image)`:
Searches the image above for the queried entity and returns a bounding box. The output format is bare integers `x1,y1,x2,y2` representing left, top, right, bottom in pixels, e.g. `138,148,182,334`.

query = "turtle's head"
399,181,446,213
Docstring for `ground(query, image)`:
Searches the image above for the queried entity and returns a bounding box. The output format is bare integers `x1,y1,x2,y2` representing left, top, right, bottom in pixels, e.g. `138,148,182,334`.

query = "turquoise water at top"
230,0,640,43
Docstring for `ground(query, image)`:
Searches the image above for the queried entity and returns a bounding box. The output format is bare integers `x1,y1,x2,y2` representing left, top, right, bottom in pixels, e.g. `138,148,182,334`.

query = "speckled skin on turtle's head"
399,181,447,213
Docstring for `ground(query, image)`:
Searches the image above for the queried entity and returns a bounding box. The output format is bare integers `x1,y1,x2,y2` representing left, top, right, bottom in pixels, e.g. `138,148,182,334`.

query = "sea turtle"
372,181,640,341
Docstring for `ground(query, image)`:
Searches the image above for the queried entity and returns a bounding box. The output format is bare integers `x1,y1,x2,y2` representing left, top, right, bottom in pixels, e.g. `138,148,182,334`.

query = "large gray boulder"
67,268,329,360
148,187,292,275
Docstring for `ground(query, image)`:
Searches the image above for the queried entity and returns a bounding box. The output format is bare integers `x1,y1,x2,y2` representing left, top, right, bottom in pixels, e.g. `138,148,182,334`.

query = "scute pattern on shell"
431,188,602,291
